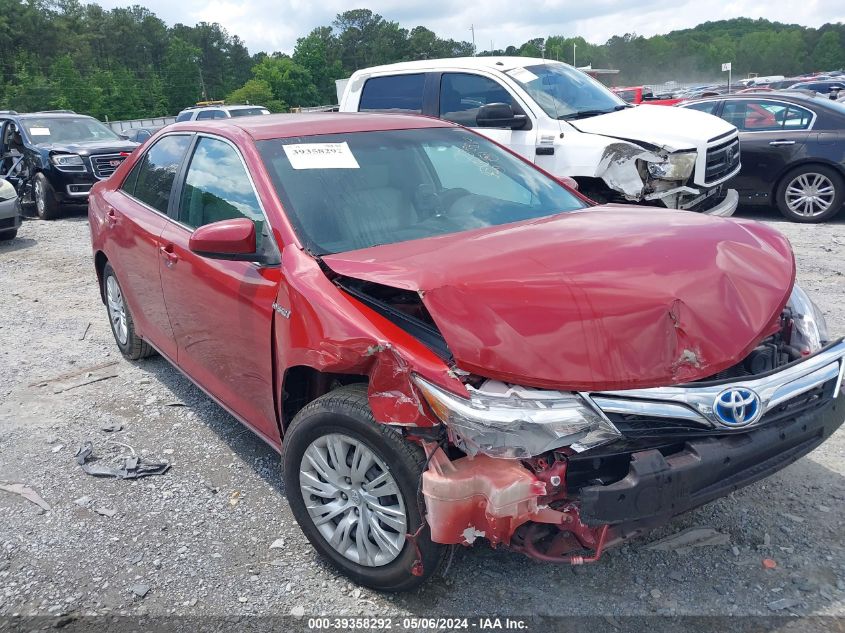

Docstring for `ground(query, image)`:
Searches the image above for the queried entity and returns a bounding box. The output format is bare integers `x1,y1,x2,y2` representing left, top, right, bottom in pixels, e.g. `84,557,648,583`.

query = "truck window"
359,74,425,113
439,73,516,127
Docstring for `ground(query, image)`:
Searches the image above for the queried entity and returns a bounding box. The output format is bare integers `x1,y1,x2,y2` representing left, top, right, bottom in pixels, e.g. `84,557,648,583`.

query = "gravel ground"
1,205,844,625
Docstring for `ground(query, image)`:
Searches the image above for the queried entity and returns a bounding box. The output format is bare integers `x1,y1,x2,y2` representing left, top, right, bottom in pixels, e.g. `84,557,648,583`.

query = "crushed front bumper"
578,339,845,528
579,390,844,528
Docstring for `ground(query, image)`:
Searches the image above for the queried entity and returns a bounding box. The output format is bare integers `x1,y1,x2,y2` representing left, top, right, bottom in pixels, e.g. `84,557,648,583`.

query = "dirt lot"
1,206,844,626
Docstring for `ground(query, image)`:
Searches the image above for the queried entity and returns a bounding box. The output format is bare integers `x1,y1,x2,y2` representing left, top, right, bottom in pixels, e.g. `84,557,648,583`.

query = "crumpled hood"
324,206,795,391
569,104,736,151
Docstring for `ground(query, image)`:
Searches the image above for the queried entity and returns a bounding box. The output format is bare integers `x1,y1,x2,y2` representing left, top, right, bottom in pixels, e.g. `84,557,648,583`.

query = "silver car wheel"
35,179,45,216
299,433,407,567
785,172,835,217
105,275,128,345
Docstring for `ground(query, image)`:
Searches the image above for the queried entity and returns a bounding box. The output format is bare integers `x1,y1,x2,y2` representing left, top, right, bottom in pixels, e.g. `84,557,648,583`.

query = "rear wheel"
102,262,154,360
34,173,60,220
283,384,445,592
776,165,844,223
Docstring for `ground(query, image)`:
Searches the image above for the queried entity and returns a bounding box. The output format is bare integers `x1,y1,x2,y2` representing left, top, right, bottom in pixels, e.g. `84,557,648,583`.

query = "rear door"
720,99,813,203
100,134,193,358
158,134,282,446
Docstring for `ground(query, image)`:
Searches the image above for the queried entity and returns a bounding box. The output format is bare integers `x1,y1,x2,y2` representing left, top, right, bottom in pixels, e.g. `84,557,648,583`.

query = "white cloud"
94,0,845,55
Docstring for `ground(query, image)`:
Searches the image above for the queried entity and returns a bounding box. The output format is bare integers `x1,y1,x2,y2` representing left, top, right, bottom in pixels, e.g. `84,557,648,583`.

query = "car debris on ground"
74,441,170,479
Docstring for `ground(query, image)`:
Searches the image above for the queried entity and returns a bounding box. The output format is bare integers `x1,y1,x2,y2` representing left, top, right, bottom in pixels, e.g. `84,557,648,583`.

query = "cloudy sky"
96,0,845,55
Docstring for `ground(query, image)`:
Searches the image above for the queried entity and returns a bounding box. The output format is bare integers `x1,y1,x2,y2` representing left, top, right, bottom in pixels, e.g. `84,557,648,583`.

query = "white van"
339,57,740,215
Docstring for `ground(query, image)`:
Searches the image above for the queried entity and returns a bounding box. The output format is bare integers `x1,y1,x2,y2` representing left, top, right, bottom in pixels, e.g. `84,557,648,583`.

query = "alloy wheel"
299,433,407,567
785,172,836,217
105,275,128,345
35,179,45,216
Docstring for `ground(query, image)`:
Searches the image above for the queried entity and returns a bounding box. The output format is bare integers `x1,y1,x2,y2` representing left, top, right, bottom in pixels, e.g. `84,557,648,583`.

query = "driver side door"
436,72,537,162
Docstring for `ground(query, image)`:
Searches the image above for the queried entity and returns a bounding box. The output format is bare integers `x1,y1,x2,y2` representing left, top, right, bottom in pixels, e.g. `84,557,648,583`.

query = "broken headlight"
787,284,830,354
647,151,697,180
413,376,620,459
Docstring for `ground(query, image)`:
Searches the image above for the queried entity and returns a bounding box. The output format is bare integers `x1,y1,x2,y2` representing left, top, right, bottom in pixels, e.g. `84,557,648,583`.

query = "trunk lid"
323,206,794,391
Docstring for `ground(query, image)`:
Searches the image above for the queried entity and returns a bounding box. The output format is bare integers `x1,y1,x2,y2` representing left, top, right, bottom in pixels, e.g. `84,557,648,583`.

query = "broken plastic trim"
335,277,452,361
414,376,621,458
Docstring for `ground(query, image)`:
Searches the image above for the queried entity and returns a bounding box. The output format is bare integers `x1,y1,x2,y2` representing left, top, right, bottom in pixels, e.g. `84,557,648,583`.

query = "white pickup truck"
339,57,740,215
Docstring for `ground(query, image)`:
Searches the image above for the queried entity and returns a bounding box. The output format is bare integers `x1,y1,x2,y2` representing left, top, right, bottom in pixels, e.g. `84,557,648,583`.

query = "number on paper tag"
282,142,360,170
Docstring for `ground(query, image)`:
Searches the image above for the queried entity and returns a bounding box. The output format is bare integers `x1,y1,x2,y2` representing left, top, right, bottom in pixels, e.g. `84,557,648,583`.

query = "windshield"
229,107,271,117
258,127,587,255
22,117,121,144
508,63,627,119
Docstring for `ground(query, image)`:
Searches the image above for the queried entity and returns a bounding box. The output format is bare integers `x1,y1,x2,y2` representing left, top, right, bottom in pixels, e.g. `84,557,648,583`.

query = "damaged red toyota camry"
88,113,845,592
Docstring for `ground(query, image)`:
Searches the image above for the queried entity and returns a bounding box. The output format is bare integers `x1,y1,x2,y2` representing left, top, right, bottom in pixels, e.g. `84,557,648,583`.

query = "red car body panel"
324,206,795,391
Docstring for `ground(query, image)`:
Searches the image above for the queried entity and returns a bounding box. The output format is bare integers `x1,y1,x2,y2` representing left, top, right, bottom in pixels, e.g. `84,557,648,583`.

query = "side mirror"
189,217,263,262
476,103,527,129
558,176,579,191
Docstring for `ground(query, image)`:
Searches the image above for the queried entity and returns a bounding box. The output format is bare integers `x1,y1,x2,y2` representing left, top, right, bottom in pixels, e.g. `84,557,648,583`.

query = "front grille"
90,154,126,180
608,379,836,440
704,137,740,184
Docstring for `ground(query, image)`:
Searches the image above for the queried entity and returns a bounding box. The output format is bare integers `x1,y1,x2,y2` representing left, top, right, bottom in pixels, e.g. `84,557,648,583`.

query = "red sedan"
89,113,845,591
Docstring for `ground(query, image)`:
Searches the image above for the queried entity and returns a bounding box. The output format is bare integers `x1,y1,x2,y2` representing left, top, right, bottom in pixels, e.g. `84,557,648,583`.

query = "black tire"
33,173,60,220
0,228,17,240
283,384,445,592
776,164,844,223
102,262,155,360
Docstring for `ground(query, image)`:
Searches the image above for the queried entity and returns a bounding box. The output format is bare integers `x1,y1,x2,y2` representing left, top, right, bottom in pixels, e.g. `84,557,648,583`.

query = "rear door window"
125,135,192,213
359,74,425,113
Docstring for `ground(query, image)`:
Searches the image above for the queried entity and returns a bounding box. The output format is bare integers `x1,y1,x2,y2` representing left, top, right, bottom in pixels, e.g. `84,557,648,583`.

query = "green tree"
811,30,844,70
162,37,202,111
251,56,319,108
226,78,285,111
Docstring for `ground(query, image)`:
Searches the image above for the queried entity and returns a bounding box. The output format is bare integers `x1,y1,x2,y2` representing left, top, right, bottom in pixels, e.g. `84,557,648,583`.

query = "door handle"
105,207,118,226
159,243,179,266
769,140,795,146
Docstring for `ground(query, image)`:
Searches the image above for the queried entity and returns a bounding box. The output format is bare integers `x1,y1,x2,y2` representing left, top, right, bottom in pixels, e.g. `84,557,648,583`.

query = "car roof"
349,56,562,76
14,112,94,119
685,90,821,103
166,112,457,141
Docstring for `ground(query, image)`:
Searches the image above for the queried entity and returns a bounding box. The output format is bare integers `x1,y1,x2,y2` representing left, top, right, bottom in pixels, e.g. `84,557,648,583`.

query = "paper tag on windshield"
507,68,539,84
283,142,359,170
28,127,50,136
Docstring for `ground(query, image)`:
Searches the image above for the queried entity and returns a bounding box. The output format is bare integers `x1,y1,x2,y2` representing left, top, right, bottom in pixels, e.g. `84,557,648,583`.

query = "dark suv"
0,111,138,219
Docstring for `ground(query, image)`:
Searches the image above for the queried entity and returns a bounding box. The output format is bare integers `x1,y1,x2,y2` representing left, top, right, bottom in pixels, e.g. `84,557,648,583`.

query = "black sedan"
680,92,845,222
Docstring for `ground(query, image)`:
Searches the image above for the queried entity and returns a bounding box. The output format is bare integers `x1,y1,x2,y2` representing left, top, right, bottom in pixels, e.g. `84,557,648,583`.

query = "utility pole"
470,25,475,56
573,42,577,67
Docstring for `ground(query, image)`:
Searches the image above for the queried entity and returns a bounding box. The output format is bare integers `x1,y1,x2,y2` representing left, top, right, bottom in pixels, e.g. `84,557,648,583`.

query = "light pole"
470,24,476,56
573,43,577,67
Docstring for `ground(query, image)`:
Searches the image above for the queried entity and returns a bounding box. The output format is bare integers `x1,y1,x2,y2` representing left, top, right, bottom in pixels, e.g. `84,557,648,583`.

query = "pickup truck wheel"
283,384,445,592
0,228,17,240
34,173,60,220
102,262,154,360
776,165,844,223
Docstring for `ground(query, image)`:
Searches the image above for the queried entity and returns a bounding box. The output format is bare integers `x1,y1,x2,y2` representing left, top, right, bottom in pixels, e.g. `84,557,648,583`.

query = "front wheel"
283,384,445,592
776,165,844,223
34,173,60,220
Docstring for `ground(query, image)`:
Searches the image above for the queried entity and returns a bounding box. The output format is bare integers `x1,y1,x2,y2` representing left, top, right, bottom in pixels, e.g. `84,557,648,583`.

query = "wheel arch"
94,250,108,304
280,365,368,433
